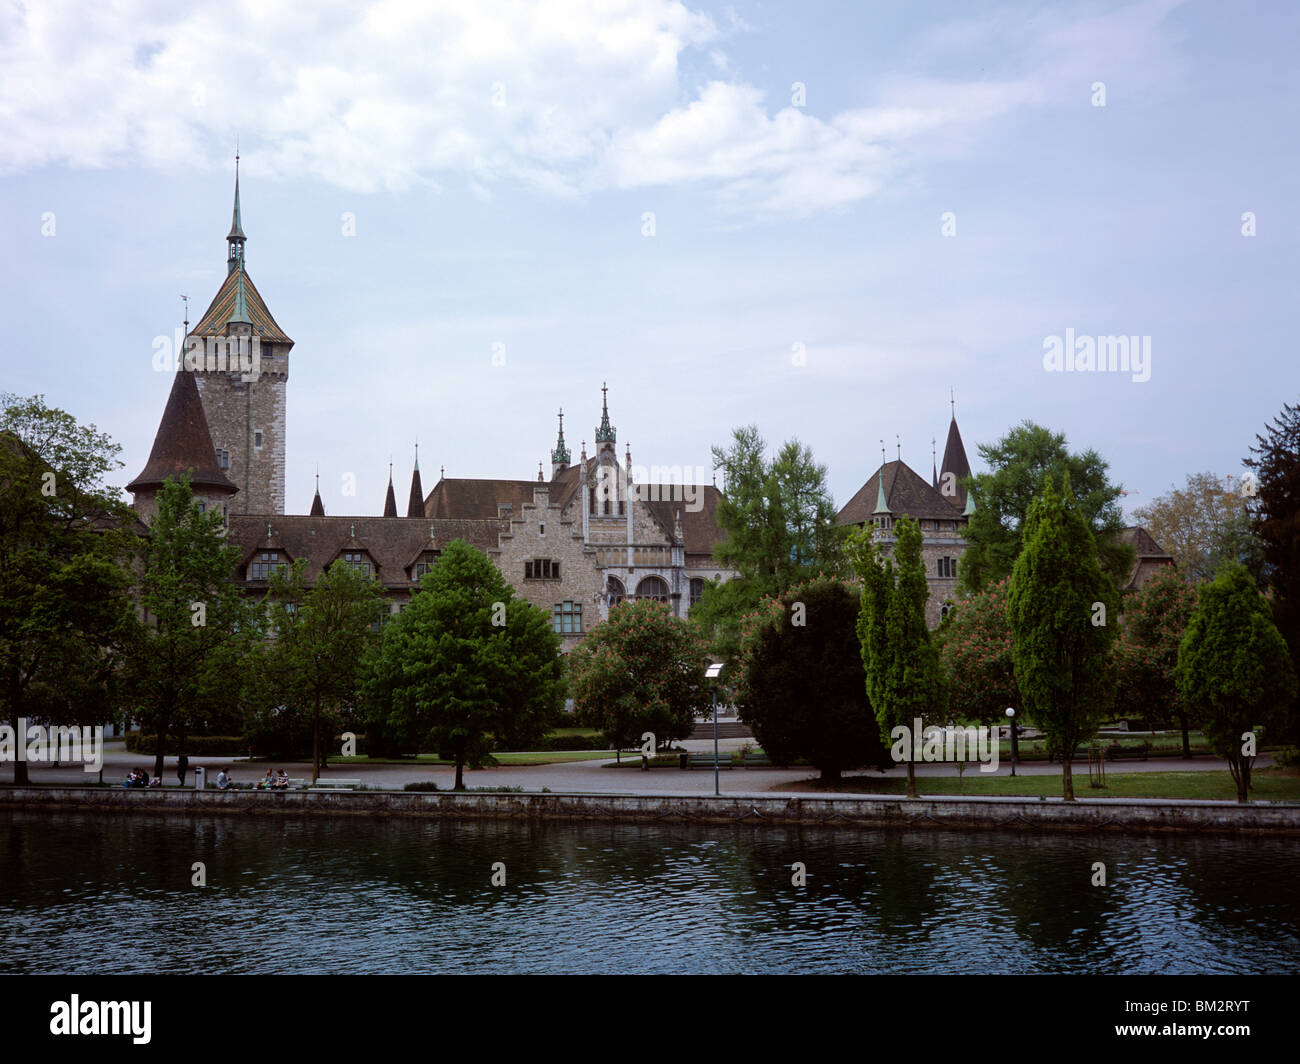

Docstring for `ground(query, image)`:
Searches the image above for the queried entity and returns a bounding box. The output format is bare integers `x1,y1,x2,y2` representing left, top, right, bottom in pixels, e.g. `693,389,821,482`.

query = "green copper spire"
595,382,616,444
873,473,890,515
226,152,246,276
962,486,976,516
551,408,571,467
227,269,250,325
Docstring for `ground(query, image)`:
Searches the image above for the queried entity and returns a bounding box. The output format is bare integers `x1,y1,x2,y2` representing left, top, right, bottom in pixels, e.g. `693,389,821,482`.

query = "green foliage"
848,517,946,795
1113,568,1198,745
735,575,889,782
1245,400,1300,740
959,421,1132,593
1175,562,1297,801
569,599,708,752
1005,476,1119,800
938,577,1016,726
362,539,564,789
122,476,262,775
124,733,247,756
248,557,387,777
0,395,139,783
696,426,847,660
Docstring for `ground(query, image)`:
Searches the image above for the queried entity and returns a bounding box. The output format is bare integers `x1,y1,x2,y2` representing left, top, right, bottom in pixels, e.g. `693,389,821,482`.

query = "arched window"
637,576,669,603
606,576,625,606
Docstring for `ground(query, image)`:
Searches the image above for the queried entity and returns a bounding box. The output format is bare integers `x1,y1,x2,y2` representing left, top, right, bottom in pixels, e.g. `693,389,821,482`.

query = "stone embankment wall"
2,787,1298,835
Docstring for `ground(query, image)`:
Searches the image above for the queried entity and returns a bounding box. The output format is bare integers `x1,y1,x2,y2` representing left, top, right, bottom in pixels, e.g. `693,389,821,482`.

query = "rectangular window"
553,601,582,635
344,551,372,576
250,551,288,580
526,559,559,580
254,430,264,449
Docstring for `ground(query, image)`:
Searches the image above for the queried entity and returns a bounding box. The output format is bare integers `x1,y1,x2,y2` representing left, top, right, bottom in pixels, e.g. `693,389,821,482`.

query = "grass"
788,768,1300,802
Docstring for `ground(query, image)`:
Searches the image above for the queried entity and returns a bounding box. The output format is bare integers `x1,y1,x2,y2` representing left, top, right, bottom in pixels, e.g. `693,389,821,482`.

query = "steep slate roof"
837,460,961,526
939,416,972,510
228,515,503,590
424,477,547,520
1114,525,1176,589
126,369,237,496
191,268,292,344
644,485,728,560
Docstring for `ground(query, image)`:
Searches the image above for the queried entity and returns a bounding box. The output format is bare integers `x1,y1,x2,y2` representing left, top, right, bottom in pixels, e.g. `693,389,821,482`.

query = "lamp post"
706,662,725,796
1005,707,1017,777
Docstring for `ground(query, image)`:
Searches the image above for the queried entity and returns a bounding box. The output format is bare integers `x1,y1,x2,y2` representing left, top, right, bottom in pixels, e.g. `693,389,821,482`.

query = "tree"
1113,568,1198,754
695,426,846,660
1176,562,1297,802
938,577,1016,728
122,476,260,779
569,599,708,758
363,539,563,790
1005,476,1118,801
959,421,1132,593
1244,400,1300,739
1133,471,1263,584
255,557,387,782
734,575,889,783
0,395,138,784
849,516,947,798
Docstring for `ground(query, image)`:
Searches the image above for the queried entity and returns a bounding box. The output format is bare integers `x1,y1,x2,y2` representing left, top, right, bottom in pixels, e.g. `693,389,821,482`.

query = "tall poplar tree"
849,516,946,798
1175,562,1297,802
1006,477,1118,801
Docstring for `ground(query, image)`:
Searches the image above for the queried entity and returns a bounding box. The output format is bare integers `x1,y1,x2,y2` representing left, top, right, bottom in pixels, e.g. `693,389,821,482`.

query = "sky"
2,0,1296,519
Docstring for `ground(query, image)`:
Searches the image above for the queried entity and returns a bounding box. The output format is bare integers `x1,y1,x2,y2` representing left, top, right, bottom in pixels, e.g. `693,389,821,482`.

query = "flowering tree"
938,577,1016,727
569,599,708,756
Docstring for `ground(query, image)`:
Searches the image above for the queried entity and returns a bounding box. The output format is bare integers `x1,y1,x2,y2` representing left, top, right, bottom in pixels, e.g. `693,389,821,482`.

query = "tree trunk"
1237,757,1250,804
1179,715,1191,759
153,725,166,780
312,693,321,784
9,711,29,786
455,757,465,791
1062,756,1075,802
905,760,916,799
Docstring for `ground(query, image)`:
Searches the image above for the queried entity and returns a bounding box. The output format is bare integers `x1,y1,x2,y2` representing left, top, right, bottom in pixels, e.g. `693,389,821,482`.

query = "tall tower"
187,155,293,515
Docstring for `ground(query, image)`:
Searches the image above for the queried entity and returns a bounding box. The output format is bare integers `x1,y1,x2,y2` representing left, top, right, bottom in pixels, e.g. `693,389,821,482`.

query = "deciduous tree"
569,599,708,757
938,578,1016,727
1133,471,1263,584
1176,562,1297,802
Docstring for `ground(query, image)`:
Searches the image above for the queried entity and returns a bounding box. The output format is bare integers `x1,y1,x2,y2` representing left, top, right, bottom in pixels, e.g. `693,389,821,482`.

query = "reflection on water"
1,811,1296,974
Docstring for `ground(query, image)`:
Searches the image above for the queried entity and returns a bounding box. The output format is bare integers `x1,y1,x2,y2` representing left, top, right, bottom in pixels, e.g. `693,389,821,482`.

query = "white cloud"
0,0,1187,216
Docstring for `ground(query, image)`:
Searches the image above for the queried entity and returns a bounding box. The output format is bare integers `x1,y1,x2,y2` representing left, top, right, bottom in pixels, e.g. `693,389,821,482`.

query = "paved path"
0,738,1269,796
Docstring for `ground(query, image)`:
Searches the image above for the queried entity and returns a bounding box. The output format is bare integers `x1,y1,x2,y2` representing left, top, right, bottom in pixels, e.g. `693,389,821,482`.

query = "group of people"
123,768,160,789
212,768,290,790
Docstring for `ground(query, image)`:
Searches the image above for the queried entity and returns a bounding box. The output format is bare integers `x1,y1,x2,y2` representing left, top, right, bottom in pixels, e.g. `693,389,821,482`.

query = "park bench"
1105,744,1151,761
310,778,363,790
742,752,771,766
684,752,732,769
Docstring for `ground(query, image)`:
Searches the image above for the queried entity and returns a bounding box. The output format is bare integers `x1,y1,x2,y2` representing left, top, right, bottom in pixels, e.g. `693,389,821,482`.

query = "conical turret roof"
127,368,236,497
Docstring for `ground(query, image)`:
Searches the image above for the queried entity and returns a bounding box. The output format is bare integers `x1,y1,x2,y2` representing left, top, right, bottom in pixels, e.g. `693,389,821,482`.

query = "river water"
1,811,1296,974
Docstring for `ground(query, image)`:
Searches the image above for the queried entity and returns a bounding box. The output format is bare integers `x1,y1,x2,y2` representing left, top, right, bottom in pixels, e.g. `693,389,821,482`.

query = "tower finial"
227,150,246,275
551,407,571,471
414,439,419,471
896,434,901,461
880,439,886,467
595,383,616,444
950,386,955,418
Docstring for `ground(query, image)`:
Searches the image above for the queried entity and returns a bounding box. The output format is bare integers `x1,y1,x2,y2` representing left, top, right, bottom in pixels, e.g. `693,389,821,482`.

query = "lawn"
785,768,1300,802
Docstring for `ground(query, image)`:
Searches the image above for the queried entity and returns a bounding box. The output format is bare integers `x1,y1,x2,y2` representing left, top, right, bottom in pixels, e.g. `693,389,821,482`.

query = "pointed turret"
551,408,571,478
383,463,398,517
310,474,325,516
939,410,972,511
127,363,237,508
407,443,425,518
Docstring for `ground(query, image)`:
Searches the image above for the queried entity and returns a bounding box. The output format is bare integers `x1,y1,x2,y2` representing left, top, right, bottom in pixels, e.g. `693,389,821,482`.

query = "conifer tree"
1006,477,1118,801
849,516,947,798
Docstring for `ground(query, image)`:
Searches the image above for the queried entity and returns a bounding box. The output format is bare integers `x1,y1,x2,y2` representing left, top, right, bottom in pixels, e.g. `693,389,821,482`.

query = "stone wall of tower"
193,332,288,516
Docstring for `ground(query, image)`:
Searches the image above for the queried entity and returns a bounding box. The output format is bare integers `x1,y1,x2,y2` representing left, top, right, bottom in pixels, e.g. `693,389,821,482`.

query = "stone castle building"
836,413,975,627
127,169,733,648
